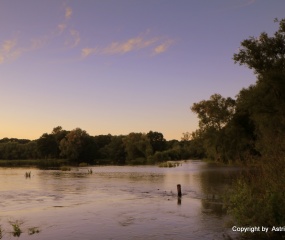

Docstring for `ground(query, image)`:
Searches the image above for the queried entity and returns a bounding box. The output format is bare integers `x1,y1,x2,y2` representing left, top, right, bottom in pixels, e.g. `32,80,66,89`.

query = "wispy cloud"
56,5,72,35
1,3,172,64
59,5,81,49
103,36,158,55
0,39,22,64
153,40,173,55
243,0,256,7
30,35,50,50
81,47,98,58
57,23,67,34
0,4,80,64
65,6,72,20
230,0,256,9
81,34,173,58
65,29,81,48
0,36,51,64
2,39,17,52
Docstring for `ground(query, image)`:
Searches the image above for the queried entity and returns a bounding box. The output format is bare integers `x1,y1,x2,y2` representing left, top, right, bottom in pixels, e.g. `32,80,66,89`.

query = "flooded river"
0,160,242,239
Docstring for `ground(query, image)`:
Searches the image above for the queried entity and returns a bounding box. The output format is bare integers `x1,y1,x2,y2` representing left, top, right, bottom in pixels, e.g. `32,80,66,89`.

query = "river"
0,160,242,239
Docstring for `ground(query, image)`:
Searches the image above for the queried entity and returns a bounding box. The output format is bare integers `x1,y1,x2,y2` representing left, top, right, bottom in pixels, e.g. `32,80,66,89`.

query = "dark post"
177,184,182,198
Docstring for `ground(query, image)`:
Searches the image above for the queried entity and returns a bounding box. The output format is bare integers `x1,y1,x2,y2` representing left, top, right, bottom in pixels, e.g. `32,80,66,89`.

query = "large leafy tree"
146,131,166,153
190,94,235,162
101,135,126,165
234,19,285,157
93,134,112,159
37,133,58,158
225,19,285,233
191,94,235,131
123,133,153,164
59,128,92,162
37,126,68,158
233,18,285,75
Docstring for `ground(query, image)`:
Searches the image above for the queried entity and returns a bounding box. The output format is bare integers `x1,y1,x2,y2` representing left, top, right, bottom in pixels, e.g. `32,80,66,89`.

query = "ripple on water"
0,161,243,240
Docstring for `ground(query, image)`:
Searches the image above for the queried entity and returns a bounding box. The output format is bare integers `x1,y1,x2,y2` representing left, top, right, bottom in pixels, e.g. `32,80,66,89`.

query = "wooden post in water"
177,184,182,198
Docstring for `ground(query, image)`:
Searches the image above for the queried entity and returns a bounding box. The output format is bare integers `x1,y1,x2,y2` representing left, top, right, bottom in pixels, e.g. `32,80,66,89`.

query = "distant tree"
181,132,191,141
146,131,166,153
123,133,153,164
22,141,39,159
59,128,91,162
180,132,205,159
37,133,58,158
101,135,126,165
0,142,21,159
93,134,112,159
0,138,30,144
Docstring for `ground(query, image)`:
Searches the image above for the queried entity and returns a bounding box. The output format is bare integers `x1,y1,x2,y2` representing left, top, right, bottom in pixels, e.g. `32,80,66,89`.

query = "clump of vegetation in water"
60,165,71,171
158,161,180,168
25,171,31,178
87,169,93,174
0,225,3,239
9,220,23,237
28,227,40,235
79,162,88,167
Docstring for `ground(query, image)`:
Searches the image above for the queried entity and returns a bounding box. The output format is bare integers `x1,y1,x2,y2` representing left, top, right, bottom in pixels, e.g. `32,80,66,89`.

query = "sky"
1,0,285,140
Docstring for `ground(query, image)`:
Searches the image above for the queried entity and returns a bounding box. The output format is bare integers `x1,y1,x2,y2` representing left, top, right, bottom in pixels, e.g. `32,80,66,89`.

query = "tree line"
0,127,204,164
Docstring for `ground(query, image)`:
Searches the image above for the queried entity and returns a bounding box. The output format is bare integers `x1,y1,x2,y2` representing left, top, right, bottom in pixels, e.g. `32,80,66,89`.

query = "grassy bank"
0,159,69,169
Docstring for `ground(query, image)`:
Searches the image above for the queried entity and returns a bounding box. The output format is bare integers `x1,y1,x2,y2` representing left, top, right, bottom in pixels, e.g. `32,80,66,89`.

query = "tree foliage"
223,18,285,233
191,94,235,131
190,94,236,162
59,128,92,162
233,18,285,75
123,133,153,164
146,131,166,153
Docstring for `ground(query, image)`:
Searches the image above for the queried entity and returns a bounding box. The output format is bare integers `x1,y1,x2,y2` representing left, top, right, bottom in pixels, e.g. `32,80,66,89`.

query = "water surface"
0,160,241,239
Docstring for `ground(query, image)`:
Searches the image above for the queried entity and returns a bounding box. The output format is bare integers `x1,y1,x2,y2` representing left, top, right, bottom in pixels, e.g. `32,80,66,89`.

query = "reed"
25,171,31,178
0,225,3,239
9,220,23,237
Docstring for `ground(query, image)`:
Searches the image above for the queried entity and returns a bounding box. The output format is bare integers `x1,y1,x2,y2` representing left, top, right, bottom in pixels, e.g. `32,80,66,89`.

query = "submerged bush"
79,162,88,167
60,165,71,171
158,161,180,168
28,227,40,235
9,220,23,237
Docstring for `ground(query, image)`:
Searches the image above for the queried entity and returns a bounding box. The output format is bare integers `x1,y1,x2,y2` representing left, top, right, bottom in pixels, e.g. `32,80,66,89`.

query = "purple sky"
1,0,284,140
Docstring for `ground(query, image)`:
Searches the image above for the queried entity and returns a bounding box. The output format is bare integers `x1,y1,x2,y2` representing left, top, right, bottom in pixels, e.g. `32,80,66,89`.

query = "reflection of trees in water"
197,166,243,216
201,199,225,216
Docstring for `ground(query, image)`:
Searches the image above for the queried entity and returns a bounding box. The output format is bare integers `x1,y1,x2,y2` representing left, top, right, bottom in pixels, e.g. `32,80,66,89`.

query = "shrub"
225,157,285,239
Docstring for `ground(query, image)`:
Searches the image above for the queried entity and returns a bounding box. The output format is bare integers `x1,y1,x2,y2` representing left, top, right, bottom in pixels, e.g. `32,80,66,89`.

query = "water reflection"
0,160,243,239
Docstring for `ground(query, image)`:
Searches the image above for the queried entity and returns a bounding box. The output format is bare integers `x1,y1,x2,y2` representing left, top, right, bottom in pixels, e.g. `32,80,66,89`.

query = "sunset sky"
1,0,284,140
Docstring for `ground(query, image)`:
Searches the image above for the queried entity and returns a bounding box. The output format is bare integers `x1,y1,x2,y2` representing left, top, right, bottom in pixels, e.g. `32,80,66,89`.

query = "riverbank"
0,159,69,168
